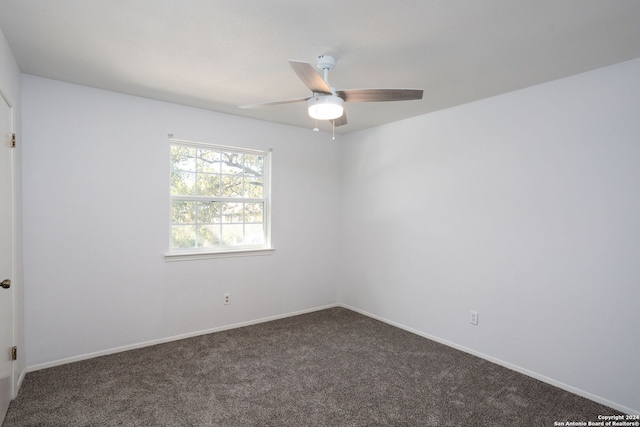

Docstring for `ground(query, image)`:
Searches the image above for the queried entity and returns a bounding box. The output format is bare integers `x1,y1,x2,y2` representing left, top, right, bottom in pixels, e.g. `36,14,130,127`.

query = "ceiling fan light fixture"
308,95,344,120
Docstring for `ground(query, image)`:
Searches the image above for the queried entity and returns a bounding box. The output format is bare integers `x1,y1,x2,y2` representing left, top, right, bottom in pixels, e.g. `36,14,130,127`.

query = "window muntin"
169,140,270,253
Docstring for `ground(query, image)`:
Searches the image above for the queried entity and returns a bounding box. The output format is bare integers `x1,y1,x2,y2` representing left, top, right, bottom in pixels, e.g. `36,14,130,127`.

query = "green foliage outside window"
170,144,268,250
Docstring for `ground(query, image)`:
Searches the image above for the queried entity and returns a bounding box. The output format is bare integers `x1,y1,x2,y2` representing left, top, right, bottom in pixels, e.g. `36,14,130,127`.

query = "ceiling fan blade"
239,97,309,109
289,60,332,94
333,111,348,127
337,88,423,103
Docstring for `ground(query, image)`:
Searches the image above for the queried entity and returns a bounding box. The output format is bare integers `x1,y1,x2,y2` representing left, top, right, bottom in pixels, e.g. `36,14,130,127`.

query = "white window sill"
164,248,275,261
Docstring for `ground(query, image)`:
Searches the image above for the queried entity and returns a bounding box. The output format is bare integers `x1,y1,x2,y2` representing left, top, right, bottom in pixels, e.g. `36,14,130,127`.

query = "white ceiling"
2,0,640,134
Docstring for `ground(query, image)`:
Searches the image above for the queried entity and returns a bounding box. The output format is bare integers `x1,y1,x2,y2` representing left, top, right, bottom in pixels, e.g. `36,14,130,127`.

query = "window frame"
164,138,274,261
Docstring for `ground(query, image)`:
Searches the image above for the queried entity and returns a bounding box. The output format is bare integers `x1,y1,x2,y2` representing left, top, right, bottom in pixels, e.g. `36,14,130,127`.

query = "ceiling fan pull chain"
332,120,336,140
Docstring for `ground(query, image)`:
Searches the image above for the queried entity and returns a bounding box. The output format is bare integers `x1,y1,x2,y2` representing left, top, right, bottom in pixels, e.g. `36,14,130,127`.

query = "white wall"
21,75,341,367
0,25,24,394
339,58,640,413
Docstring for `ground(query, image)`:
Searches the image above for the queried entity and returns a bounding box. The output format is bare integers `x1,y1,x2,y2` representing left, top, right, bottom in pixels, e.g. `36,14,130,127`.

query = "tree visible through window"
169,139,270,252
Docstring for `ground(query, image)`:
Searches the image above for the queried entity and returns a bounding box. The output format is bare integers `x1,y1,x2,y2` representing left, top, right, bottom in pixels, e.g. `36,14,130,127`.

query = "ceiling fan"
239,55,423,128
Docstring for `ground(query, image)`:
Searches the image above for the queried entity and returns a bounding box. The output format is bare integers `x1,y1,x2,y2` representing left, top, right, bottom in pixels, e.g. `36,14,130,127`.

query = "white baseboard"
13,368,26,399
26,303,340,373
338,303,638,415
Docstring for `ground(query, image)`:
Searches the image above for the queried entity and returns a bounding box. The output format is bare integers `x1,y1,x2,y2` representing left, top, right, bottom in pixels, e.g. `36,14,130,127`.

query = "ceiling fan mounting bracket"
316,55,336,71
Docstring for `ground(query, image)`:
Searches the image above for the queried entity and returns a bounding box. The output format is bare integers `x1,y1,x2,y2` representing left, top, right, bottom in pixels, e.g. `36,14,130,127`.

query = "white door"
0,91,15,423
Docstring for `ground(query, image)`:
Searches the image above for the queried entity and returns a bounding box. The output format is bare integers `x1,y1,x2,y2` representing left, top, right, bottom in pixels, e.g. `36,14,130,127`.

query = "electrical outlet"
470,311,478,325
224,293,230,305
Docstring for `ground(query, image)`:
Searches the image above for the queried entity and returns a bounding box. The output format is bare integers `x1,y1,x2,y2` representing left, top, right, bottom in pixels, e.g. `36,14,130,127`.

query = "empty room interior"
1,1,639,425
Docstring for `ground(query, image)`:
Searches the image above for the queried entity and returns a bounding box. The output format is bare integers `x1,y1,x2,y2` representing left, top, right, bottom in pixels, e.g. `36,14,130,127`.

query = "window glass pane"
245,224,265,245
221,175,243,197
171,171,196,195
171,225,196,249
245,203,263,223
245,177,263,198
244,155,264,177
196,173,220,196
220,152,244,174
221,203,243,223
198,225,221,248
197,201,221,224
172,200,196,224
197,149,220,173
221,224,244,246
171,146,196,171
170,142,269,253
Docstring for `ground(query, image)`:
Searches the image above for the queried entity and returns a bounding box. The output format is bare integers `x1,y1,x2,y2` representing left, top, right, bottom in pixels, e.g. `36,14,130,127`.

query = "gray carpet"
3,307,622,426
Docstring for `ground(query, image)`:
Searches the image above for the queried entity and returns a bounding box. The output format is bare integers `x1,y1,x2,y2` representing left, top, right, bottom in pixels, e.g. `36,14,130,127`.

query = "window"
167,138,272,259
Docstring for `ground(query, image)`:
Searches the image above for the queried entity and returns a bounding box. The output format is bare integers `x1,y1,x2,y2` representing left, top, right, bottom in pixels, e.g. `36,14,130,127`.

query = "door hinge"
11,346,17,361
11,133,16,148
